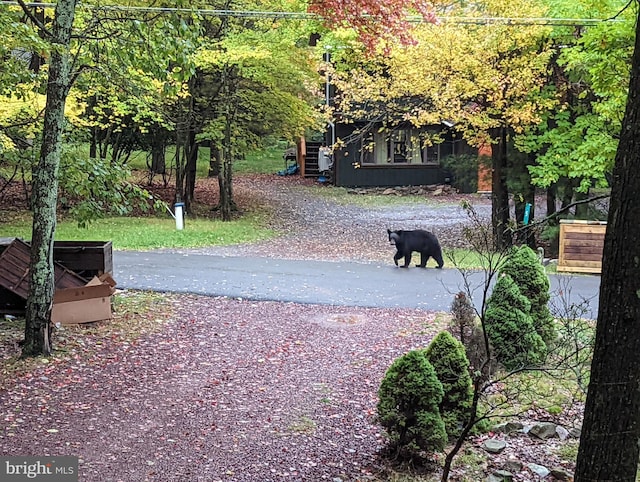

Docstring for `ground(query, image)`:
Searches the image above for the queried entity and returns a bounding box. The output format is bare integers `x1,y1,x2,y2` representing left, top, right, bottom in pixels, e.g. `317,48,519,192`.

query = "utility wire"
0,1,628,26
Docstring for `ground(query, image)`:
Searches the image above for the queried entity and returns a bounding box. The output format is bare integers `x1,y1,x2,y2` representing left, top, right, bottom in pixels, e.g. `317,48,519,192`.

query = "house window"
423,142,439,165
360,128,443,165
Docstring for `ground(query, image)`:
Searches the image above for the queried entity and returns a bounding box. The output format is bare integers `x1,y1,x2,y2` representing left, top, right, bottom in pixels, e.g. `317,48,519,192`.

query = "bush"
377,350,447,460
449,291,476,345
500,245,556,344
440,154,478,193
424,331,474,439
485,274,548,370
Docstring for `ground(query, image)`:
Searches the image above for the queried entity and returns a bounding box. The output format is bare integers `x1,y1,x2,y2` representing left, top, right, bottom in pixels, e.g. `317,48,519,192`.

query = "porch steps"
304,142,322,177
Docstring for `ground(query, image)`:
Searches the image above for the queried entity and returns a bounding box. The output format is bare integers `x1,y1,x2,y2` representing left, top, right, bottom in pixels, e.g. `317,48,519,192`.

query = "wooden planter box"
52,241,113,277
557,220,606,274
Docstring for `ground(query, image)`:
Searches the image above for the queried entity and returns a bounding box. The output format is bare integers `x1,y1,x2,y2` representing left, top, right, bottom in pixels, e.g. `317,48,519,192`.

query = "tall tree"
574,2,640,479
21,0,77,357
522,1,633,196
196,15,321,217
308,0,436,51
329,0,554,249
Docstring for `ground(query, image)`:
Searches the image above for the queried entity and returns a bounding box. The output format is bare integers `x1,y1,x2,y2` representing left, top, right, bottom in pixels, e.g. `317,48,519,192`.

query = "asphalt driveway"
113,251,601,318
114,176,602,319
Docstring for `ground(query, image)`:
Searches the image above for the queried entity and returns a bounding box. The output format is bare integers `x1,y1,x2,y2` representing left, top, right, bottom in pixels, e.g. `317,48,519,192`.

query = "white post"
174,202,184,230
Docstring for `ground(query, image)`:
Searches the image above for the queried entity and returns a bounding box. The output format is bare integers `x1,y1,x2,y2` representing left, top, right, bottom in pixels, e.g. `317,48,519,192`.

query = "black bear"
387,229,444,269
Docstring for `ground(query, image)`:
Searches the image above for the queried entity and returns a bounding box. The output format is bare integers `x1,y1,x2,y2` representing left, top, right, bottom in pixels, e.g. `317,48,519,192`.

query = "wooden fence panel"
557,221,606,274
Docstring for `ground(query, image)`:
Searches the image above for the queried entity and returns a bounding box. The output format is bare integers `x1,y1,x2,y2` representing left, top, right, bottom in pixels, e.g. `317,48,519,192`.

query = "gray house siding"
331,122,469,188
334,157,451,187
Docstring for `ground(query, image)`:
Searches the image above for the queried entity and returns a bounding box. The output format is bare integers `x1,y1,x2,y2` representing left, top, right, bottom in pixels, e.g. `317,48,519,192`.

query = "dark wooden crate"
0,238,89,314
52,241,113,277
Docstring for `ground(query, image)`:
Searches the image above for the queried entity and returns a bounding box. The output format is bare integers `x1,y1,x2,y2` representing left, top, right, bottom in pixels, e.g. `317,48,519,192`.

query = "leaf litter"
1,294,445,481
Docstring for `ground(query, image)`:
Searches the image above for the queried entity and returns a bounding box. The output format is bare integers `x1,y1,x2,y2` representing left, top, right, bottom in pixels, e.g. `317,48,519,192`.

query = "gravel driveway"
185,175,492,262
2,296,450,481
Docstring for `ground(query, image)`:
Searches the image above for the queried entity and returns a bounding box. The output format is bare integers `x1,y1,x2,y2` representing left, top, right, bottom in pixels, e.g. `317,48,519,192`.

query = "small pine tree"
377,350,447,461
500,245,556,344
449,291,476,345
485,274,547,370
424,331,474,440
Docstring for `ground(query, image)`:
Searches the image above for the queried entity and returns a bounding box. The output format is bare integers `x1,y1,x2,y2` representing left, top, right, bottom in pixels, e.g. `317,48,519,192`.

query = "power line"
0,1,628,26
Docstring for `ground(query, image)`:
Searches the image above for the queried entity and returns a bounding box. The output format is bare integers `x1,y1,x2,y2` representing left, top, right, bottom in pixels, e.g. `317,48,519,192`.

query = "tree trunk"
545,185,560,258
546,185,557,218
574,11,640,480
491,126,511,250
574,188,590,218
512,151,536,248
219,114,234,221
174,124,187,204
27,1,45,73
209,145,221,178
22,0,77,357
184,130,198,213
150,128,166,175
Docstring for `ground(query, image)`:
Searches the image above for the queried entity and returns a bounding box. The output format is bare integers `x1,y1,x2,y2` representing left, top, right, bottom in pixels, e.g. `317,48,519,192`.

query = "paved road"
113,251,601,318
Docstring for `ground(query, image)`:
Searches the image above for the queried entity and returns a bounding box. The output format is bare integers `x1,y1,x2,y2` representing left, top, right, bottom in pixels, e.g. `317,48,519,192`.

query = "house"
297,47,484,190
298,120,479,190
332,120,478,188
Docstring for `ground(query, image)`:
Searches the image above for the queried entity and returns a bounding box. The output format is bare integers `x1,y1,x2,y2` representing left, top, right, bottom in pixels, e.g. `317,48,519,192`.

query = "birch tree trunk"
574,9,640,480
22,0,77,357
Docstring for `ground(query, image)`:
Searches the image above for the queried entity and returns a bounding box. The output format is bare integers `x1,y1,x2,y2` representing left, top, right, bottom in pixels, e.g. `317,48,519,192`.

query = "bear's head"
387,229,403,245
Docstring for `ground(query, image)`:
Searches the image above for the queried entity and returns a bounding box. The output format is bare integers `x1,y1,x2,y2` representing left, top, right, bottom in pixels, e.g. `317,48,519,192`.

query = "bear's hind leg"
434,250,444,269
417,252,428,268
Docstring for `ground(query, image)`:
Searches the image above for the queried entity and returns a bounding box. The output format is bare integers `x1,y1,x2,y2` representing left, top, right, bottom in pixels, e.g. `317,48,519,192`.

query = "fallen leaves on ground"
1,294,446,481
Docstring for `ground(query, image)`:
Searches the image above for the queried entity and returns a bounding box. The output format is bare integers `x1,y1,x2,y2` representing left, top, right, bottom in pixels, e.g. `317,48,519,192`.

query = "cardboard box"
52,282,113,324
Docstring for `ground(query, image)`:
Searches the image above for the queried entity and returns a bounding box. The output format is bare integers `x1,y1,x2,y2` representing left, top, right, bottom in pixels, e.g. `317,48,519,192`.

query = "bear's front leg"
402,253,412,268
393,251,402,266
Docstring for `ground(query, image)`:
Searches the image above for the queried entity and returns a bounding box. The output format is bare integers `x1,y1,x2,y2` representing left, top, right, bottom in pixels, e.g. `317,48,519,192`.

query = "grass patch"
449,447,488,481
444,249,489,271
125,142,288,177
553,439,579,463
484,369,586,419
288,415,317,434
0,213,276,250
234,142,290,174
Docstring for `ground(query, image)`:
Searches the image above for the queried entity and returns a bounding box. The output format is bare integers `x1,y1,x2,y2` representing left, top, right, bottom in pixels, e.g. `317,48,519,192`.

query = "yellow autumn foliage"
332,0,557,145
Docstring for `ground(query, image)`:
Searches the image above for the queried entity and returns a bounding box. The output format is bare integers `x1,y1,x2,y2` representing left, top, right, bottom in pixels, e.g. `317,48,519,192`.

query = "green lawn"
125,141,288,177
0,214,276,251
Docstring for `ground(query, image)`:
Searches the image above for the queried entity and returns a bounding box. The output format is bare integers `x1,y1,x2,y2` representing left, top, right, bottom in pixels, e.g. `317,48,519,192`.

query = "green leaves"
522,1,634,191
59,147,159,227
377,349,447,459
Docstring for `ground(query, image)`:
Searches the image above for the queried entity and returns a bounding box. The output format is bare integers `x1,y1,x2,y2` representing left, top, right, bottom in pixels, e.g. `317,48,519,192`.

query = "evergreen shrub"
449,291,476,345
485,274,547,370
424,331,474,439
500,245,556,344
377,350,447,460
